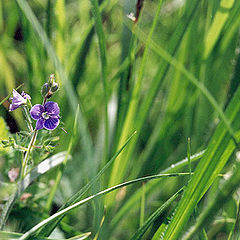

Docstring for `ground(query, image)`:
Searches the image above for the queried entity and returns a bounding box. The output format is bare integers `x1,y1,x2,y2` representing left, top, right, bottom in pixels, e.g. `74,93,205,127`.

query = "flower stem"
20,129,38,179
22,105,33,132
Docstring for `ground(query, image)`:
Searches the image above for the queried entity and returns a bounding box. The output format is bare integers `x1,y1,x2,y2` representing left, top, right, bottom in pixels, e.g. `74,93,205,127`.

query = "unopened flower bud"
41,83,50,97
51,82,59,92
48,74,55,87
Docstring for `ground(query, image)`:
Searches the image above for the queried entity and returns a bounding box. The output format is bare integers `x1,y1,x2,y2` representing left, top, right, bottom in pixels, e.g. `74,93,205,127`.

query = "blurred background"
0,0,240,239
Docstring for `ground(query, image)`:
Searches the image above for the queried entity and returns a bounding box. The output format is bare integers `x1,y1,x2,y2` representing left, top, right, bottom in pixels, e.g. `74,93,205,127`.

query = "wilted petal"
30,104,44,120
44,101,60,116
36,118,44,130
44,116,59,130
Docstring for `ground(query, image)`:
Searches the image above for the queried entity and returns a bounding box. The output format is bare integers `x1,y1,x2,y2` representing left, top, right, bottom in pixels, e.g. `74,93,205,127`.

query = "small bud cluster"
41,74,59,99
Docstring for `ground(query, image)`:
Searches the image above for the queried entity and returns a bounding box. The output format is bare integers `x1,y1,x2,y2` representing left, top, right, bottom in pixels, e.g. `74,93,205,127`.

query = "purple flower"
30,101,60,130
9,89,31,111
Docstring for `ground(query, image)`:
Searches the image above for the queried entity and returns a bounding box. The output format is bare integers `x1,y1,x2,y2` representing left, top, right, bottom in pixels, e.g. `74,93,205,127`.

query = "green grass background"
0,0,240,239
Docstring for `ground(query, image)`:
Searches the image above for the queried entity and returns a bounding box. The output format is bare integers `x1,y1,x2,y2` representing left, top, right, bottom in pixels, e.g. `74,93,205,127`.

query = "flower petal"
43,116,59,130
36,118,44,130
9,103,20,112
12,89,26,105
44,101,60,116
21,91,31,100
30,104,44,120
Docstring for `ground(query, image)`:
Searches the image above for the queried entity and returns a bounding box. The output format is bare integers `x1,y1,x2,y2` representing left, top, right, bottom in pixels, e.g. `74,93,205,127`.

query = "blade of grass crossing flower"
107,0,163,207
90,0,109,162
203,0,235,60
19,173,191,240
45,105,79,212
111,150,205,229
36,131,136,238
130,187,184,240
162,86,240,239
16,0,93,162
0,83,24,106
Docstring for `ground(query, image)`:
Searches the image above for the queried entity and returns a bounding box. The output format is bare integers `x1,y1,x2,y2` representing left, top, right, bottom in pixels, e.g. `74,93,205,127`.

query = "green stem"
0,130,37,229
20,130,38,179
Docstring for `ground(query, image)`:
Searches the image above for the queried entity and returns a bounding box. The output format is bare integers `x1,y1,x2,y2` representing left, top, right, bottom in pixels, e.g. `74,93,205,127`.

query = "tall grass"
0,0,240,239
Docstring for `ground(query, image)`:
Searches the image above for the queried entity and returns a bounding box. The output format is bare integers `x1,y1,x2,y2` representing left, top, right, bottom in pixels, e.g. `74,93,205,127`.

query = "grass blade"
111,150,205,228
45,106,79,212
203,0,235,59
36,131,137,237
19,172,191,240
107,0,163,207
0,230,90,240
162,86,240,239
131,24,239,146
90,0,109,162
130,187,184,240
183,157,240,239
